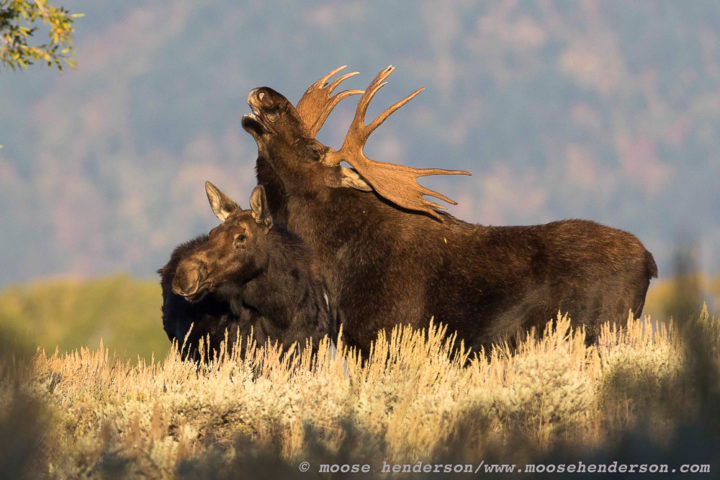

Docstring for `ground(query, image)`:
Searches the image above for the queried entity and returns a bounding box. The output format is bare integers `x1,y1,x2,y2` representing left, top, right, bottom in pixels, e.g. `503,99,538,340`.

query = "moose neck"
255,156,288,223
238,229,316,328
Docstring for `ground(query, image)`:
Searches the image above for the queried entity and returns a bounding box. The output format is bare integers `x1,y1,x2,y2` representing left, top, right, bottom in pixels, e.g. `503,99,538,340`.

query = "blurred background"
1,0,719,359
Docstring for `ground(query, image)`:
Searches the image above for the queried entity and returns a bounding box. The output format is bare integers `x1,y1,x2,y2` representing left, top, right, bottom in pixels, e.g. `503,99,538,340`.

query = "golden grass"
7,309,715,478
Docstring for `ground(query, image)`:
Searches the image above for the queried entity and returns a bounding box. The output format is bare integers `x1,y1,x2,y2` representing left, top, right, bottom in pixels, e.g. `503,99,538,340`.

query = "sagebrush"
2,310,718,478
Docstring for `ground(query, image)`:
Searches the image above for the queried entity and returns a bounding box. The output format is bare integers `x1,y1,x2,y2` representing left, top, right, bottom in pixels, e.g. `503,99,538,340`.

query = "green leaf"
0,1,82,72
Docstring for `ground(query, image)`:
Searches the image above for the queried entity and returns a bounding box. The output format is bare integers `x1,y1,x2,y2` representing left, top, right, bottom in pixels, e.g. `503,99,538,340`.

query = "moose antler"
323,66,471,219
296,65,364,137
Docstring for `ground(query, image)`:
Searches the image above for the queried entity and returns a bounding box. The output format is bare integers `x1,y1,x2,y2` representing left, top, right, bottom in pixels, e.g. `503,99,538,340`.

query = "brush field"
2,312,719,478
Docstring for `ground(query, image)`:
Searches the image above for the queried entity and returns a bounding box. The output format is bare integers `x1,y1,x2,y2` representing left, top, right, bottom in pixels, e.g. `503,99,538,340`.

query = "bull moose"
239,65,657,353
166,182,336,354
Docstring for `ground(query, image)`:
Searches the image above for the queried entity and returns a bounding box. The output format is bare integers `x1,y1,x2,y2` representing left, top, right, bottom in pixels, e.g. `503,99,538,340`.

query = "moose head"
170,181,336,352
172,182,273,301
241,66,471,220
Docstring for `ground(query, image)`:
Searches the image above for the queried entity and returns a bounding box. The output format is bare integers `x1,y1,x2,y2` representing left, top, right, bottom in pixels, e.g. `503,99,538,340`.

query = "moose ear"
328,166,372,192
249,185,273,229
205,181,240,222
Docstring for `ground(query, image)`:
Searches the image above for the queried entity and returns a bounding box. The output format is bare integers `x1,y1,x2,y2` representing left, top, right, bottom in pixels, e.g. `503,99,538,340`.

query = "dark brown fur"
168,186,336,354
241,86,658,354
158,236,245,361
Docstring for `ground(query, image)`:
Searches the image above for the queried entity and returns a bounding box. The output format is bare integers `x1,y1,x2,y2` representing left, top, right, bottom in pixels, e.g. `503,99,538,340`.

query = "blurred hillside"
0,275,167,361
1,1,720,287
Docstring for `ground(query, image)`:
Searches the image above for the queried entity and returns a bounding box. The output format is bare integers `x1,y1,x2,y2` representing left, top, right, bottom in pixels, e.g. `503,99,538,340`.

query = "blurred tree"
664,240,705,322
0,0,82,72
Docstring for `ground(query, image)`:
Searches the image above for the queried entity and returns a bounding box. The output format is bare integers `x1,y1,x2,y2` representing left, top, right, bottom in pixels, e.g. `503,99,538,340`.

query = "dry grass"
3,310,719,479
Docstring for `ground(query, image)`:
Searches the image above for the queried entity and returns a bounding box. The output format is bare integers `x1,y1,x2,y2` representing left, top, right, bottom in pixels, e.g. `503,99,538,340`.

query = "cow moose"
240,65,658,354
167,182,336,354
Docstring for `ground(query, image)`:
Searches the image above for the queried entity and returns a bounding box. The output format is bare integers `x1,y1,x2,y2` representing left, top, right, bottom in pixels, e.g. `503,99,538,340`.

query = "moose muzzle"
172,259,208,299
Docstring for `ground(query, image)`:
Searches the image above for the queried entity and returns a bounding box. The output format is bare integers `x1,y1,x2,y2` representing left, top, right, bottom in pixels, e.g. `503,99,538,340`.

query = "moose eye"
233,234,246,247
